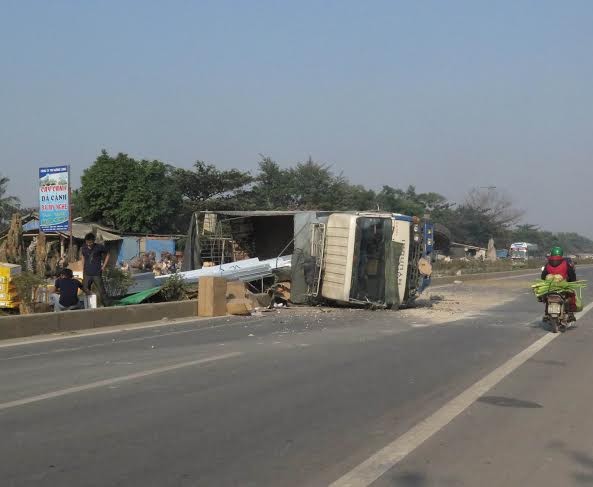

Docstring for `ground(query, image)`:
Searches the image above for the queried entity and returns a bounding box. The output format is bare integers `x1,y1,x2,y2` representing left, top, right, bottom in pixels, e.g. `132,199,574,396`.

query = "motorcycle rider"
541,246,577,322
541,246,577,282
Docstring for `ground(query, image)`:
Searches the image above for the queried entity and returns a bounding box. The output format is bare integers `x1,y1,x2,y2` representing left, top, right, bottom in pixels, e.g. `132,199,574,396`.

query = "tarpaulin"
114,286,162,305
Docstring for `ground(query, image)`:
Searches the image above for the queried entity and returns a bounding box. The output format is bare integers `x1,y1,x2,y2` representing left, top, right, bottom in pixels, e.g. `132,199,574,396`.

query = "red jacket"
541,258,577,282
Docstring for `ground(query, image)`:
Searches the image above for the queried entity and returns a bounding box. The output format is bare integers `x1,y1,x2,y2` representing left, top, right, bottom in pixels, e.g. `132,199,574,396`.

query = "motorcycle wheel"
550,318,559,333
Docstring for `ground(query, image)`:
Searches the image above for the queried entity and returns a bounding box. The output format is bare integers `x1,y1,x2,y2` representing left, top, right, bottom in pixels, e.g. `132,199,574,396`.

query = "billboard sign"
39,165,70,232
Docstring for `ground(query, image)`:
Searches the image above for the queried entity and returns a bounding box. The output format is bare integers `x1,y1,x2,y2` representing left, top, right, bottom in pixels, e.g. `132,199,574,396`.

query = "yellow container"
0,291,17,301
0,281,15,292
0,263,21,278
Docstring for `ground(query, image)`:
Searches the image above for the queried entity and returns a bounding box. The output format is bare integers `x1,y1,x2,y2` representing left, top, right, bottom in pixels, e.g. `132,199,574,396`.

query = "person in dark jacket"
52,268,85,311
81,232,110,306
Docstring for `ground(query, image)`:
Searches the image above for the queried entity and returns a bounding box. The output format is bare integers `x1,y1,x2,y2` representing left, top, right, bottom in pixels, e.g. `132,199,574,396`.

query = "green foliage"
376,185,451,216
102,267,134,298
532,279,587,298
242,157,292,210
159,273,189,302
174,160,253,211
509,225,593,255
74,150,183,233
236,156,379,211
73,151,593,255
12,272,46,306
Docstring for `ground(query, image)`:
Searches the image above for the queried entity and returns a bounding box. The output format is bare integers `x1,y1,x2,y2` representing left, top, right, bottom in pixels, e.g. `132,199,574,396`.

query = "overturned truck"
181,210,434,308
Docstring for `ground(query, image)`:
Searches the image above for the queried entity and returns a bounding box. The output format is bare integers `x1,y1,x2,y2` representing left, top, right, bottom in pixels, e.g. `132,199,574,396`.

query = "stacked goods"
0,263,22,309
532,277,587,312
531,278,587,298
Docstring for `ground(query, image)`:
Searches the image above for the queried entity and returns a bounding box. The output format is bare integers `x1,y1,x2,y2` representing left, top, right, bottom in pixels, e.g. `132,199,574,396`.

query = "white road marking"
330,304,593,487
0,315,270,359
0,352,241,412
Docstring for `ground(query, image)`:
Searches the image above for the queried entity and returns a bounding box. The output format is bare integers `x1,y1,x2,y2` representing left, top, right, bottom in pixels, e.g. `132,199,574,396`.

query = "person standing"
82,232,110,306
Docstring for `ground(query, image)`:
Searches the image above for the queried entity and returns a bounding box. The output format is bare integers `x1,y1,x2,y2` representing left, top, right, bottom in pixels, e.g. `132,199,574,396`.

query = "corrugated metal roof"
15,217,122,241
65,223,122,241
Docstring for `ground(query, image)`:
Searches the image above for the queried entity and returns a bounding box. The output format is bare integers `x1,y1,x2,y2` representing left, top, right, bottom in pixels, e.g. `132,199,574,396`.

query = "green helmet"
550,246,564,257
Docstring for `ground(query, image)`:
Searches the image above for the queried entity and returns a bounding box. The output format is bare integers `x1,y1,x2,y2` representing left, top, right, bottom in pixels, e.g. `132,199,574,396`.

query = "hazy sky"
1,1,592,234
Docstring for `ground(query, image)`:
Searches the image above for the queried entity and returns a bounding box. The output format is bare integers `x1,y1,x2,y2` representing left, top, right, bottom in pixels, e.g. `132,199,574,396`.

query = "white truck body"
319,213,425,307
319,213,357,303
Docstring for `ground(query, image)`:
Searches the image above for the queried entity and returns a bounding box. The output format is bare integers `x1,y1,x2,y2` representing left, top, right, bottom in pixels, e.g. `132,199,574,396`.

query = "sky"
1,0,592,235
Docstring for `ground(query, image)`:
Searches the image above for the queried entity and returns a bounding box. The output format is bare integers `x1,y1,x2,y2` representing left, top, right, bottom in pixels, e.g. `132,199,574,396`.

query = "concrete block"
226,298,253,316
226,280,247,299
198,277,227,317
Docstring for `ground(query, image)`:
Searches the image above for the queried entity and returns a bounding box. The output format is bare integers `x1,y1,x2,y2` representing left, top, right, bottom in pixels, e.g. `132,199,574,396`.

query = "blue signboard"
39,165,70,232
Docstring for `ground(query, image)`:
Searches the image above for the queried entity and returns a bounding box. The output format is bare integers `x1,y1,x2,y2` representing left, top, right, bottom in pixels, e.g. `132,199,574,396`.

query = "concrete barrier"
0,300,197,341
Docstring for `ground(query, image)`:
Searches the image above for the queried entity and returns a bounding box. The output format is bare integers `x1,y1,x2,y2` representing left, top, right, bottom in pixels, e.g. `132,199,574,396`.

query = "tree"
285,158,346,210
376,185,452,218
235,157,292,210
116,160,184,233
74,150,183,233
0,174,20,230
174,161,253,211
436,188,525,246
74,151,137,228
513,228,593,255
236,156,375,211
339,183,377,211
465,188,524,229
451,205,508,245
511,224,544,247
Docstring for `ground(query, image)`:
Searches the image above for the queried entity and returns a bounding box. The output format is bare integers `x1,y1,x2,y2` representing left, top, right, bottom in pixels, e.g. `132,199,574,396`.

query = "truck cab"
319,213,433,308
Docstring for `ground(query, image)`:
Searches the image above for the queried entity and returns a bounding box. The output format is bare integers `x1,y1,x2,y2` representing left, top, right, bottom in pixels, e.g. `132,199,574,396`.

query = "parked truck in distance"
510,242,539,263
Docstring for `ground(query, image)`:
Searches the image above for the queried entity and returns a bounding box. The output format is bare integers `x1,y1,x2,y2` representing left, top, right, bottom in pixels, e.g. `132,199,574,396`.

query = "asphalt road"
2,268,593,486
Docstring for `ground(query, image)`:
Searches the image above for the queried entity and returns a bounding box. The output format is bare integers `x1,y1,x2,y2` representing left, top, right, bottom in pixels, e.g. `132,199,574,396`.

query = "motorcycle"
543,292,573,333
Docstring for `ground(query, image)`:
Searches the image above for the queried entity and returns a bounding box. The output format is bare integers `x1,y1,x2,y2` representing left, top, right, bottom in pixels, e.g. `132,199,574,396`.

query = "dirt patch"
251,277,535,328
400,279,530,324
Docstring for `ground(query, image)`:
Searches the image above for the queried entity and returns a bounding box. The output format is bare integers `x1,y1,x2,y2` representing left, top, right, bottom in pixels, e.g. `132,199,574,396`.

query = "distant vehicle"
510,242,539,262
496,249,509,259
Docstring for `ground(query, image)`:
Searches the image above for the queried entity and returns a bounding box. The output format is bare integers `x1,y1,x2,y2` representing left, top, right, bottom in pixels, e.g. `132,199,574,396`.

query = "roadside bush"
12,271,47,314
102,267,134,298
159,273,189,302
